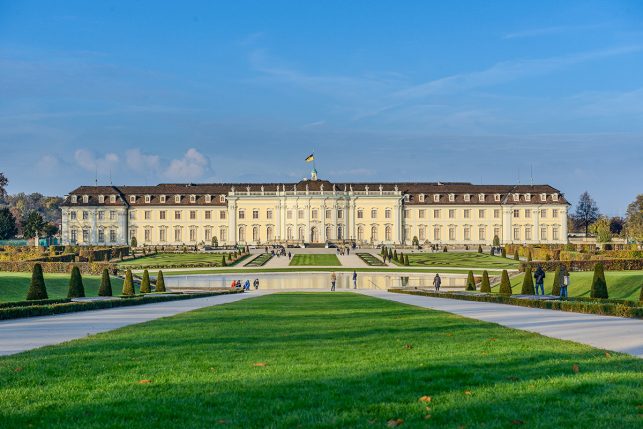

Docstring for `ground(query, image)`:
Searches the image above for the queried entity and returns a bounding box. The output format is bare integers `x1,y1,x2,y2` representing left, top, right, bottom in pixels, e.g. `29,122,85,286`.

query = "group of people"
329,270,359,291
230,278,260,291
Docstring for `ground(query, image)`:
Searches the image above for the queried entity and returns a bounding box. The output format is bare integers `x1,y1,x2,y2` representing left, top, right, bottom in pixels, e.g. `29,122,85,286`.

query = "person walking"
560,266,570,298
352,270,357,289
433,273,441,292
253,278,259,290
534,265,546,295
330,271,337,291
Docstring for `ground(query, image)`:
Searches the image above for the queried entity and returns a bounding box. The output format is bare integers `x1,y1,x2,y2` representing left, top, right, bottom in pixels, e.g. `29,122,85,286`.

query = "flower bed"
356,253,386,266
389,288,643,319
0,290,242,321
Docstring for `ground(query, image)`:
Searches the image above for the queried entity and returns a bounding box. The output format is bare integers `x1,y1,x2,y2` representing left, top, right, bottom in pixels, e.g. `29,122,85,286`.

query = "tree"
393,250,398,262
513,250,519,261
156,270,166,292
221,255,227,266
609,217,625,236
122,269,135,296
26,263,48,300
67,266,85,298
98,269,112,296
521,266,535,295
639,283,643,303
404,254,410,266
131,236,138,248
140,269,151,293
0,207,17,239
480,270,491,293
492,235,500,247
0,172,8,200
551,265,562,296
590,263,608,299
499,270,512,295
574,191,600,236
501,248,507,258
412,236,419,246
22,210,46,239
466,271,476,291
42,222,59,237
589,216,612,243
624,195,643,243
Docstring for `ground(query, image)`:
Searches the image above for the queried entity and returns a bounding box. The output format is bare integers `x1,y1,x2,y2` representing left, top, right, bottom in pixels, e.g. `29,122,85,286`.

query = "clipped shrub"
551,265,562,296
480,270,491,293
478,245,483,253
140,269,151,293
466,270,476,291
67,266,85,298
98,268,113,296
513,250,519,261
221,255,227,267
527,250,532,262
521,266,535,295
501,248,507,258
590,262,608,299
156,270,166,292
499,270,512,295
404,254,410,266
122,269,135,296
639,283,643,302
26,263,48,300
443,246,448,252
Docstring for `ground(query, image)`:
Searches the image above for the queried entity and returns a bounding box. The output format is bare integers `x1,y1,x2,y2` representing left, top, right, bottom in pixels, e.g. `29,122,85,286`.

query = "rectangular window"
494,209,500,219
464,227,470,240
540,209,547,218
326,209,332,219
82,211,88,220
494,227,500,240
553,227,559,241
219,195,225,203
371,209,377,218
71,211,77,220
160,210,166,220
385,209,391,219
174,229,181,242
144,210,151,220
109,230,116,242
82,229,89,242
145,195,151,203
433,209,440,218
525,209,531,218
129,211,135,220
175,195,181,203
298,209,304,219
175,211,181,220
418,209,425,218
479,227,485,241
449,227,455,241
433,227,440,241
252,210,259,219
160,195,166,203
311,209,317,219
98,211,104,220
357,210,363,219
513,209,520,218
449,209,455,219
513,227,520,241
110,211,116,220
110,195,116,203
144,229,151,242
525,227,532,241
190,210,196,220
205,195,211,203
267,210,273,219
189,229,196,241
205,228,211,240
190,195,196,203
98,195,104,203
159,229,166,242
130,196,136,203
220,210,226,220
463,209,470,219
433,194,440,202
287,210,293,220
71,195,77,203
205,210,211,220
478,209,485,218
540,227,547,241
238,210,245,219
98,229,104,242
404,210,410,219
552,209,559,218
71,229,77,241
337,209,343,219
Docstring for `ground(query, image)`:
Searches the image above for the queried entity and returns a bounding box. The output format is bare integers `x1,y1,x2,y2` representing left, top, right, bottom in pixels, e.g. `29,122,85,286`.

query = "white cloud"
74,149,119,172
125,148,160,172
164,148,209,181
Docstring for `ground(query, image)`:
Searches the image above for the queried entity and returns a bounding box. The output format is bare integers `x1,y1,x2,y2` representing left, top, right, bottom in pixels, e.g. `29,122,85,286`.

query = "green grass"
0,272,125,303
356,252,386,266
0,293,641,428
119,252,228,268
244,253,273,267
491,271,643,301
289,254,341,266
400,252,519,269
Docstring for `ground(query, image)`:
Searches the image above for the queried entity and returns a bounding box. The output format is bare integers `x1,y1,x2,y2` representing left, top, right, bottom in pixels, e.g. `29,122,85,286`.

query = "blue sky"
1,0,642,214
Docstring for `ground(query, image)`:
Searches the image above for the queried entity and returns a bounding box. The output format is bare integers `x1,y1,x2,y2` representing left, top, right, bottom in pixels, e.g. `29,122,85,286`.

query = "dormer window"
110,195,116,203
552,193,559,201
404,194,410,202
433,194,440,202
145,195,151,203
98,195,105,203
525,193,531,202
448,194,455,202
160,195,166,203
494,194,501,202
82,195,88,203
71,195,77,203
205,194,211,203
175,195,181,203
190,194,196,203
478,193,485,202
463,194,470,202
130,195,136,203
513,193,520,202
540,193,547,202
219,195,226,203
418,194,425,203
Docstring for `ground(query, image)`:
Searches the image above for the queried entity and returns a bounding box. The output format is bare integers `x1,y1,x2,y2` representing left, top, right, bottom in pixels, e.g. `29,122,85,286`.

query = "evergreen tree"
0,207,18,240
513,250,519,261
477,245,483,253
98,268,112,296
140,269,151,293
480,270,491,293
501,248,507,258
221,255,227,266
527,249,533,262
466,270,476,291
521,266,535,295
551,265,562,296
26,263,48,300
393,249,398,262
388,248,393,260
443,246,448,252
156,270,166,292
590,263,608,299
67,266,85,298
404,254,410,266
22,210,46,239
492,235,500,247
122,269,135,296
499,270,512,295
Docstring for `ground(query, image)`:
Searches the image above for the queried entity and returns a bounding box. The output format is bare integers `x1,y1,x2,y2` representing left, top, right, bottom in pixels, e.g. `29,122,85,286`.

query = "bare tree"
574,191,600,236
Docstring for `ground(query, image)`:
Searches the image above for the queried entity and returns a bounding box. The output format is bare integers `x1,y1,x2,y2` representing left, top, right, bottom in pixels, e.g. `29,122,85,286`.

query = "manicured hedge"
0,290,242,321
356,253,386,266
120,253,251,270
520,259,643,272
389,289,643,319
0,298,70,309
0,261,117,275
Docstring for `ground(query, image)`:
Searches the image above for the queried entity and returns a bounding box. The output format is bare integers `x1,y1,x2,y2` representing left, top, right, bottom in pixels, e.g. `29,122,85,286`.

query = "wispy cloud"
503,23,609,39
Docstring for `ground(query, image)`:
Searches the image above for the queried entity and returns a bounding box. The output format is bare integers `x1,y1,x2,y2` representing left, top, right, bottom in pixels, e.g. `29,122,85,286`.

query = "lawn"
0,272,125,303
244,253,273,267
0,293,641,428
491,270,643,301
289,254,341,266
119,252,228,268
400,252,519,270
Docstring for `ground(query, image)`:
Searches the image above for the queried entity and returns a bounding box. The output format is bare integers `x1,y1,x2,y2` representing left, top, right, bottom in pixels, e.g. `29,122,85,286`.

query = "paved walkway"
359,290,643,358
0,292,270,356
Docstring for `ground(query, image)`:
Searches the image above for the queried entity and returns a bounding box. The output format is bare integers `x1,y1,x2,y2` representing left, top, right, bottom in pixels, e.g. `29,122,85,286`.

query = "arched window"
298,227,304,241
326,226,333,240
219,226,227,242
238,226,245,242
419,226,426,241
370,226,377,242
287,226,293,240
267,226,273,241
385,226,392,241
337,226,343,240
357,225,364,241
252,226,259,242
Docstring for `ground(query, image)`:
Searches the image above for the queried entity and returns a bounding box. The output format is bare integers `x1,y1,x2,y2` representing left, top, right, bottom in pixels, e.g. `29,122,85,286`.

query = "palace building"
61,169,569,246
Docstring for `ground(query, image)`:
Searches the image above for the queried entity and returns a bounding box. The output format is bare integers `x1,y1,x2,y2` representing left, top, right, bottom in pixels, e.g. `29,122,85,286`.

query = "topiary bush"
26,263,48,300
156,270,166,292
527,250,532,262
480,270,491,293
98,268,112,296
404,254,410,266
221,255,227,266
514,250,519,261
122,269,135,296
393,250,398,262
551,265,562,296
499,270,512,295
443,246,448,252
478,245,483,253
521,266,535,295
67,266,85,298
590,262,608,299
140,269,151,293
466,270,476,291
501,248,507,258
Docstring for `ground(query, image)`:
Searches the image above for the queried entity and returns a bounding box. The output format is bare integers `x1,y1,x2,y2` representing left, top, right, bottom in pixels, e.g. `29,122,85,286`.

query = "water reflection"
164,272,468,291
